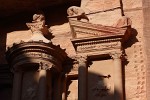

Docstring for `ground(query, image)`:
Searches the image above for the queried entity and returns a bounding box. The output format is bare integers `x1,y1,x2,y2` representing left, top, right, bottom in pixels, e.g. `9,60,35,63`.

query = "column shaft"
47,71,52,100
113,58,124,100
38,70,47,100
53,74,62,100
62,76,67,100
78,59,87,100
12,72,22,100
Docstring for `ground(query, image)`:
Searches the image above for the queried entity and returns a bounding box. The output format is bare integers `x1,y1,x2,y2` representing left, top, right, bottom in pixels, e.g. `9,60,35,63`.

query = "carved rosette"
6,41,67,72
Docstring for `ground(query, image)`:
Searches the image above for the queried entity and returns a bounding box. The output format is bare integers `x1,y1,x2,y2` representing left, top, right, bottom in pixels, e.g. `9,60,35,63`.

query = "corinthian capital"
75,55,87,63
38,62,52,71
109,51,123,59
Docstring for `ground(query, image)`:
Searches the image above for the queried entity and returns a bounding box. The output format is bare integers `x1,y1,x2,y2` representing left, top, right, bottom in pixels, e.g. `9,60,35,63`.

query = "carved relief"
109,51,123,59
133,44,146,99
67,6,89,21
77,41,121,53
38,62,52,70
26,12,50,43
26,13,46,33
75,55,87,64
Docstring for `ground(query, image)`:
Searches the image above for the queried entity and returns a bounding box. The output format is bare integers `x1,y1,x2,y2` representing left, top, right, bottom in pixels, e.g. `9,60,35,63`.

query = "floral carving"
109,51,123,59
38,62,52,70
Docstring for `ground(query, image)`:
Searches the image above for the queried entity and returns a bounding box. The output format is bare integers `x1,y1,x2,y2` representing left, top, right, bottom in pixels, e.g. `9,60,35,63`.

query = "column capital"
38,62,53,71
109,51,123,59
76,55,87,63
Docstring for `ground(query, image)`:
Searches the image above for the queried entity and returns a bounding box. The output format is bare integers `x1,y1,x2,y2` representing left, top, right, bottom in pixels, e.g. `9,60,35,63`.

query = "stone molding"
77,40,121,53
68,19,127,39
6,41,67,72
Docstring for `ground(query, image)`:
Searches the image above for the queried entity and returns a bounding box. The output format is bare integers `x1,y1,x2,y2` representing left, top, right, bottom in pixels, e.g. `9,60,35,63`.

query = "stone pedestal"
111,52,124,100
12,72,22,100
78,56,87,100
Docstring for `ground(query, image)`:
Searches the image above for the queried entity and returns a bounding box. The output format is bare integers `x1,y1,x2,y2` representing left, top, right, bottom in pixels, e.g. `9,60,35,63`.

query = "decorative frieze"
77,41,121,53
6,41,67,72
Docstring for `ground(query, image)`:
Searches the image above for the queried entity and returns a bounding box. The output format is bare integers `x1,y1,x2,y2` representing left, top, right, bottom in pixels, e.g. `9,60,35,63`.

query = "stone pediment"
69,19,131,55
69,19,127,39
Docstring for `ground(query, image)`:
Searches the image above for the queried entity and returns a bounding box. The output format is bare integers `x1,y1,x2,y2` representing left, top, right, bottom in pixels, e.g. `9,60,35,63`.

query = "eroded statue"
26,12,46,32
26,11,51,43
67,6,89,21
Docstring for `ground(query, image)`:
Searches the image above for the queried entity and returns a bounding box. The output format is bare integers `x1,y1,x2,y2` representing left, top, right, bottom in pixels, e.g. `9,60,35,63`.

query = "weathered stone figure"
26,12,46,32
67,6,89,21
26,12,50,43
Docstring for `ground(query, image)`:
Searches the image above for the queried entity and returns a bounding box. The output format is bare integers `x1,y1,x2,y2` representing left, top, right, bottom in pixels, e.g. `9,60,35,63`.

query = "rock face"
0,0,80,17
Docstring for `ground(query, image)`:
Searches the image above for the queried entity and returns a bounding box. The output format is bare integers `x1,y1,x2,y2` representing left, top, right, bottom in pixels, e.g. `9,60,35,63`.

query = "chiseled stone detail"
76,55,87,64
67,6,89,21
69,19,127,39
26,13,50,43
109,51,123,59
26,13,46,33
77,41,121,53
133,44,146,99
38,62,52,70
6,41,67,72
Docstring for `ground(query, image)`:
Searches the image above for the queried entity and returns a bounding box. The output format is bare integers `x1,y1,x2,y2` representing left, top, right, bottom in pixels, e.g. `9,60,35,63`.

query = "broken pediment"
68,15,132,55
69,19,130,40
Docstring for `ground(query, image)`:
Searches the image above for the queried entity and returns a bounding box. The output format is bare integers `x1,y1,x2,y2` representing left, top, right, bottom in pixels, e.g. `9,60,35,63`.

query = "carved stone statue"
67,6,89,21
26,12,51,43
26,12,46,32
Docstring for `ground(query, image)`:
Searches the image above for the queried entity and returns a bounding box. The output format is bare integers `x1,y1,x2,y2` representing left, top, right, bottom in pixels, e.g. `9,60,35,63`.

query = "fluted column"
78,56,87,100
12,71,22,100
110,52,124,100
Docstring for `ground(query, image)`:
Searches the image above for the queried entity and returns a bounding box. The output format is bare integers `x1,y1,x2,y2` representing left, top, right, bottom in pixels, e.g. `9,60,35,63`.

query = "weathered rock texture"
0,0,80,17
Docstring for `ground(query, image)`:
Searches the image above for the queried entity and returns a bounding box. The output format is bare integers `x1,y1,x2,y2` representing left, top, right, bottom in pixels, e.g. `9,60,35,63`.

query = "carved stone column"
38,62,52,100
38,69,47,100
110,52,124,100
77,56,87,100
62,75,67,100
53,73,62,100
12,71,22,100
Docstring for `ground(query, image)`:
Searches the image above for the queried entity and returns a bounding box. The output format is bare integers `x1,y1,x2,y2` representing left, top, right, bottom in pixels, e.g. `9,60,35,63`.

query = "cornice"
6,41,67,72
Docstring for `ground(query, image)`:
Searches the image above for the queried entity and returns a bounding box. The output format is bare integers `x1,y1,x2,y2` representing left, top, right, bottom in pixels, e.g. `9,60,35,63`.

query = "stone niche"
88,59,114,100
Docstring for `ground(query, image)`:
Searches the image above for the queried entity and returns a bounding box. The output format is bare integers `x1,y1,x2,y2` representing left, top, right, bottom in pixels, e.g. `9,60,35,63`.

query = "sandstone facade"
0,0,150,100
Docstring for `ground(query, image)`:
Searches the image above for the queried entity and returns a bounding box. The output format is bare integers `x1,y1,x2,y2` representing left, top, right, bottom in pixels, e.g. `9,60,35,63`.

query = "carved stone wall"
0,0,149,100
88,60,114,100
